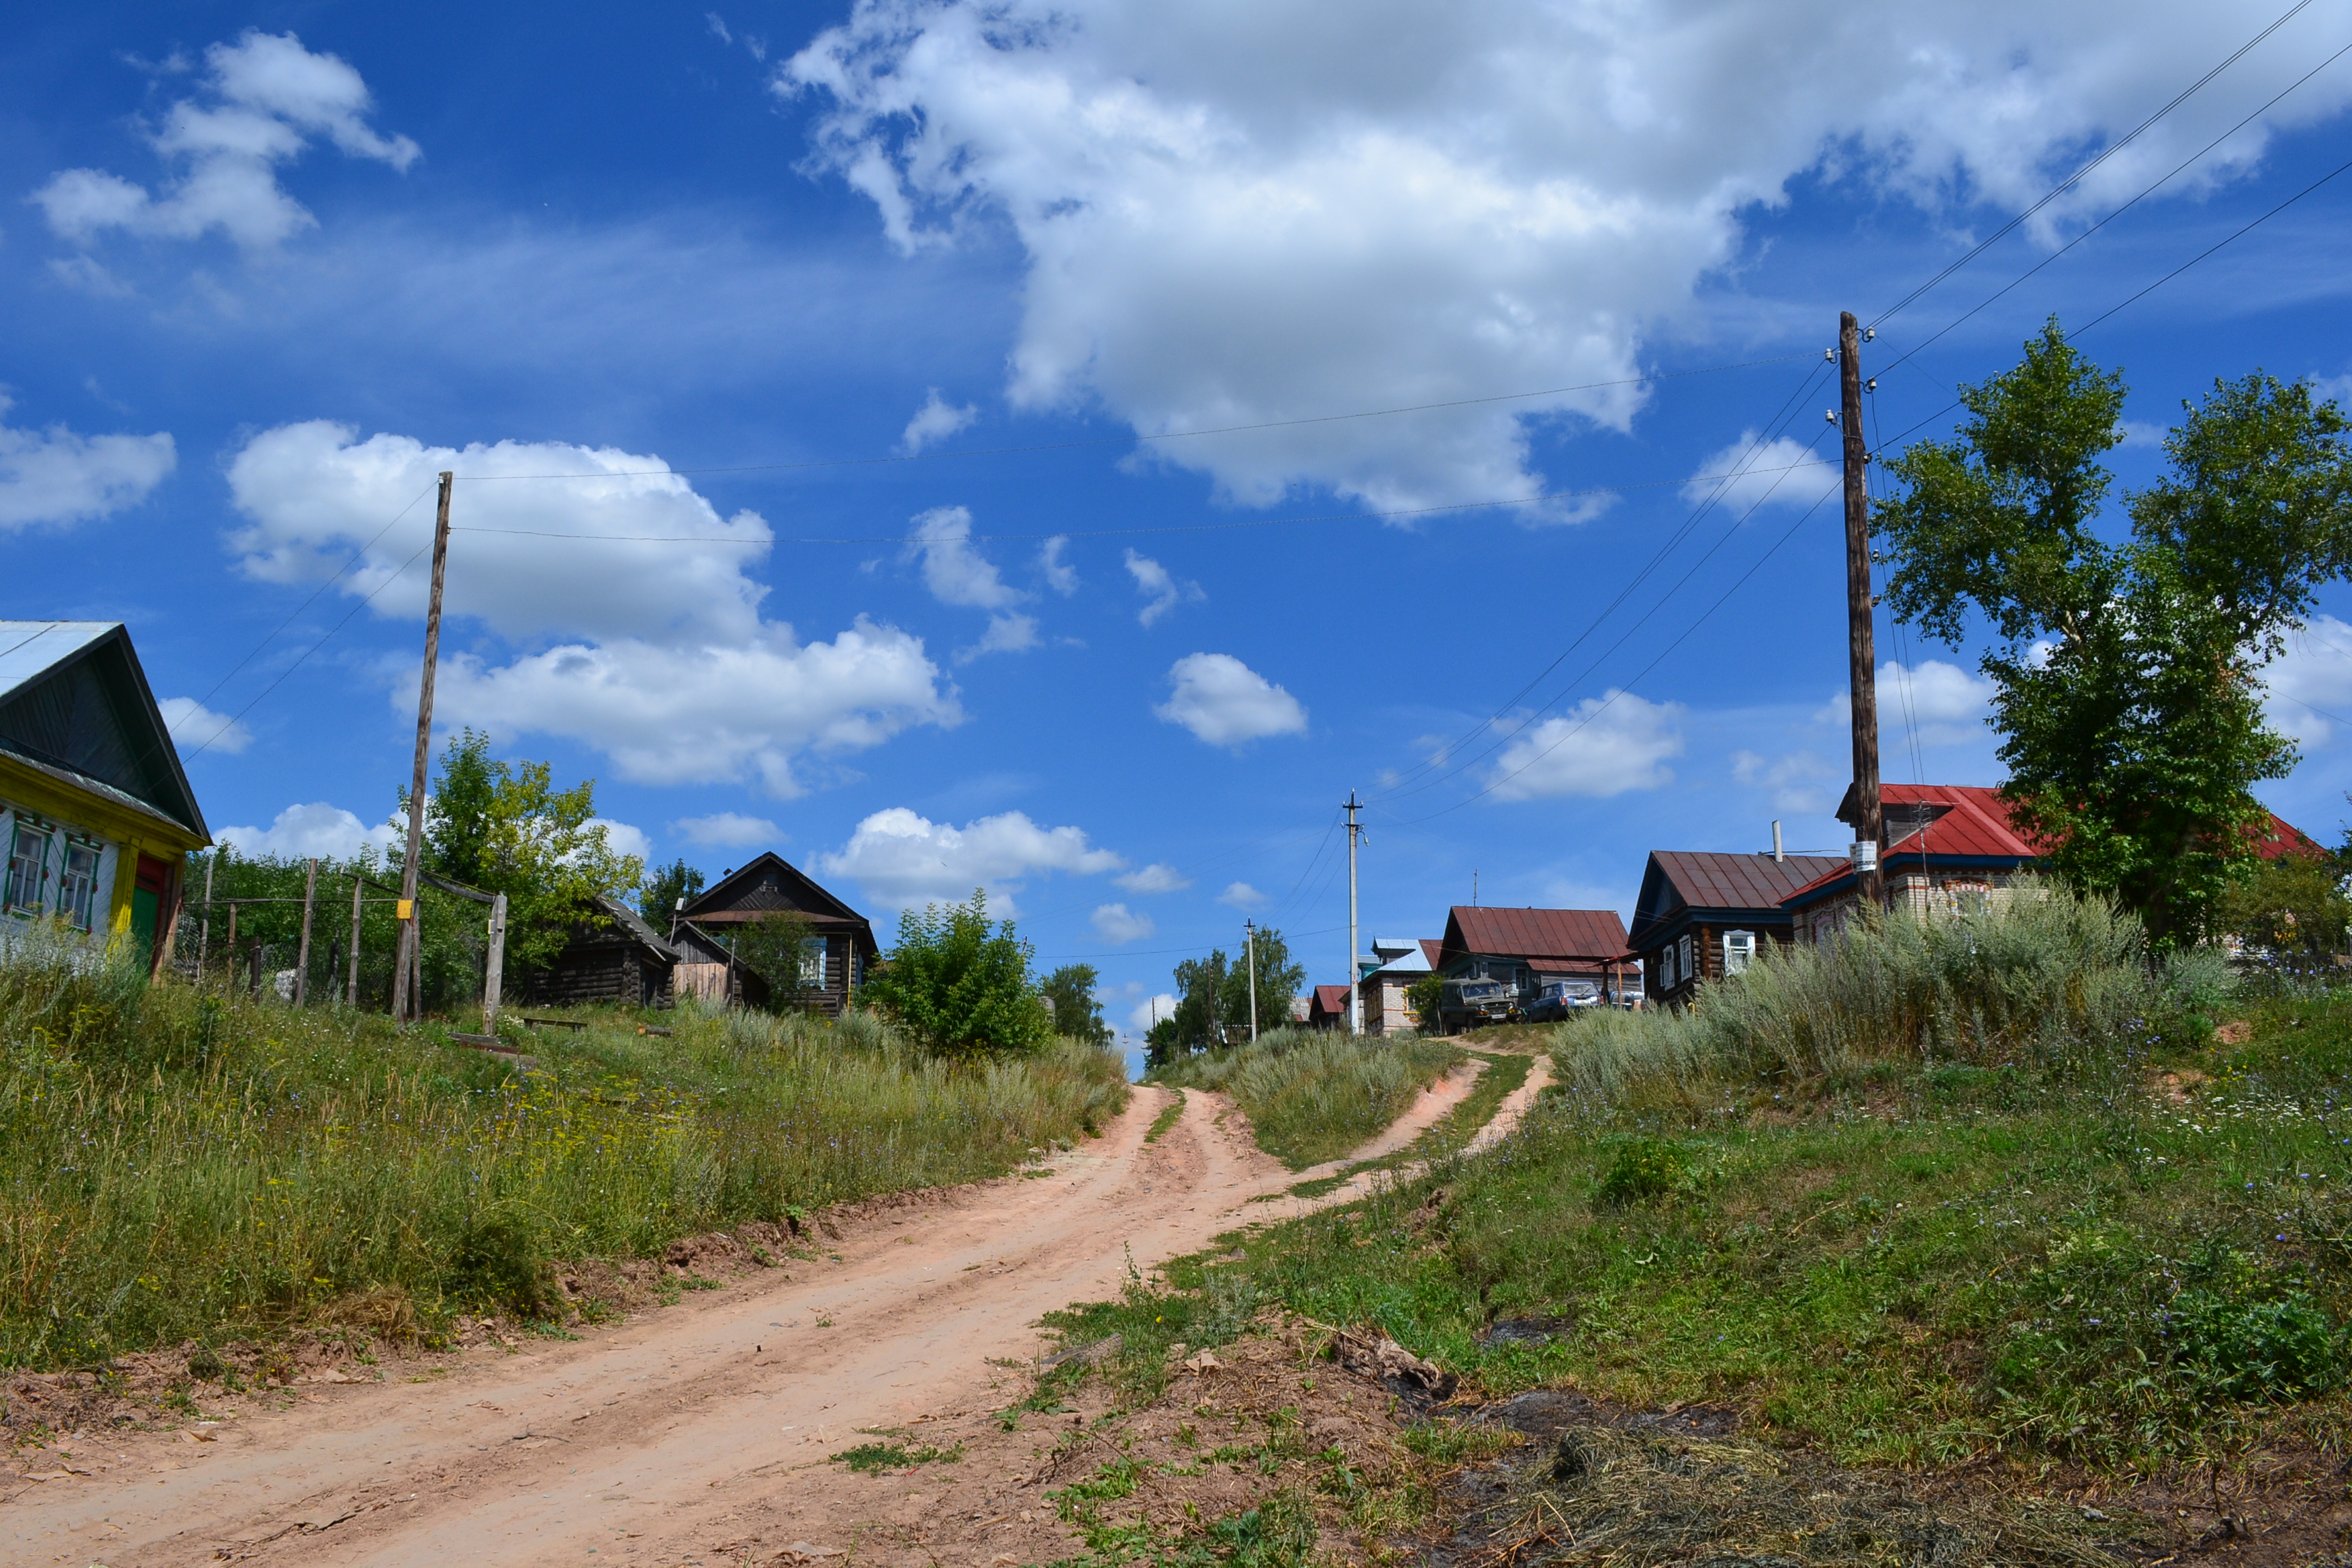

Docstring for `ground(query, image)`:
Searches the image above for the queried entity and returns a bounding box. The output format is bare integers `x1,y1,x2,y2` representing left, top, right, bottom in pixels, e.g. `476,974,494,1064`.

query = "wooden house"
1357,936,1440,1036
1434,905,1633,997
1629,851,1844,1007
532,894,680,1007
0,621,210,971
1306,983,1352,1030
674,852,877,1016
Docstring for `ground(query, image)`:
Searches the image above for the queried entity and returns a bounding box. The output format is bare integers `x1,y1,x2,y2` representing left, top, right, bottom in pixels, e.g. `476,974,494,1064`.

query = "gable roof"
1367,938,1439,977
593,894,681,960
0,621,208,840
1441,906,1629,968
680,851,875,951
1630,851,1846,947
1309,984,1351,1017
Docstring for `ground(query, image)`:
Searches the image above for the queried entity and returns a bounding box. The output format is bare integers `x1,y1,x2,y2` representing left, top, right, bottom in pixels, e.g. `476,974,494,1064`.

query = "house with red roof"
1782,783,2323,945
1305,983,1353,1031
1629,849,1846,1007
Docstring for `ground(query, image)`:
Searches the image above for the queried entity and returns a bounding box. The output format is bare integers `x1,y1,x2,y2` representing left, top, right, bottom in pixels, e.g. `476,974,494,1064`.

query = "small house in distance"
1435,905,1633,999
1630,851,1845,1008
0,621,210,971
1306,983,1352,1030
1358,936,1440,1036
674,852,878,1015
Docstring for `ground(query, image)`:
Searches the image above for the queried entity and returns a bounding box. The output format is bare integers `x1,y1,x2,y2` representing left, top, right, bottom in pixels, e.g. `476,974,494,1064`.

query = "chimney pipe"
1771,820,1784,863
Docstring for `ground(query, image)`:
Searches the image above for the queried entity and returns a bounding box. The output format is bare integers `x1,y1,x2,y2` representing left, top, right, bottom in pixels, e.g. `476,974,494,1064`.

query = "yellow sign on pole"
396,899,414,920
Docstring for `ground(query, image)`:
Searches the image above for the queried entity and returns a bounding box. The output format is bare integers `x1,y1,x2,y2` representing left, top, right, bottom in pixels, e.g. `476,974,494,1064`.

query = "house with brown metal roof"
674,852,879,1015
1434,905,1634,1008
1629,850,1845,1007
1306,983,1352,1030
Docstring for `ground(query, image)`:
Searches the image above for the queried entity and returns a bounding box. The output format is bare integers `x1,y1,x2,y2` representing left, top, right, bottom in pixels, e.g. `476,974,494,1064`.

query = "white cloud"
956,612,1041,664
0,397,175,531
817,806,1124,911
225,422,960,789
429,622,958,796
1126,992,1179,1036
157,696,251,756
1487,691,1684,800
1731,749,1837,815
906,504,1022,609
1125,550,1201,625
674,811,783,848
1040,536,1079,595
215,802,399,862
2263,615,2352,747
33,31,419,251
783,1,2351,512
589,818,654,866
1681,432,1838,514
1816,659,1997,747
1155,653,1307,747
900,388,979,453
1114,862,1190,894
1090,902,1155,943
706,12,733,45
1218,881,1266,909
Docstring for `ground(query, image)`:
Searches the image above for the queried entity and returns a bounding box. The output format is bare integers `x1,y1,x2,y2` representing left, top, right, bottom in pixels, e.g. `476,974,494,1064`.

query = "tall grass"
1555,883,2225,1102
1147,1026,1458,1169
0,924,1126,1368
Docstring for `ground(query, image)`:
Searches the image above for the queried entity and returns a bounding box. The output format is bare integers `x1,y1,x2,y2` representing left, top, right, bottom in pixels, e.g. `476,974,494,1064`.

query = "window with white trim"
5,817,50,914
800,936,828,988
1723,930,1756,975
57,838,101,930
1677,934,1694,985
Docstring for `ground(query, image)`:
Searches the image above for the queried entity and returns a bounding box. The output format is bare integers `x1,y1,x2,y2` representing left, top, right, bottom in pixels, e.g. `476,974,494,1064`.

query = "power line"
446,355,1814,483
1870,0,2323,330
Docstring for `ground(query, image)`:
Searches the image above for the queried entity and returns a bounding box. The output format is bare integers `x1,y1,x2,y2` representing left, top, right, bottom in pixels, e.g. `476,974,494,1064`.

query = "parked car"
1525,977,1604,1022
1439,976,1520,1032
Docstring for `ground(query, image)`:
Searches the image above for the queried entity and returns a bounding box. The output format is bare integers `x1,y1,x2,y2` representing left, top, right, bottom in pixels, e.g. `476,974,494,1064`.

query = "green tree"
1874,321,2352,947
1164,949,1232,1057
1040,962,1111,1047
1405,973,1446,1033
641,858,704,927
858,889,1052,1058
2216,849,2350,970
395,730,644,973
728,909,816,1009
1216,926,1306,1041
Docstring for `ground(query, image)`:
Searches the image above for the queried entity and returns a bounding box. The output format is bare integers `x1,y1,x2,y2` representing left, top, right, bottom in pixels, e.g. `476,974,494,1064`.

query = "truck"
1438,976,1520,1032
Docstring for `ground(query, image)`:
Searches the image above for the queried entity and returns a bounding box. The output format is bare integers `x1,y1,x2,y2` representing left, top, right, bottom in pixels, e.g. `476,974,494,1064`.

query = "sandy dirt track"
7,1060,1550,1567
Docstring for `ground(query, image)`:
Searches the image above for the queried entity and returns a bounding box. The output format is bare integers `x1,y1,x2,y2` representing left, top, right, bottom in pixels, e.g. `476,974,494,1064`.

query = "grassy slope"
1286,1049,1532,1198
0,937,1127,1368
1054,989,2350,1471
1146,1027,1460,1169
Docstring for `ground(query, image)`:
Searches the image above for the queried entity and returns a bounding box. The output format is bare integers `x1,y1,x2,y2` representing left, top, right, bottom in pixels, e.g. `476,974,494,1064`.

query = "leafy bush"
2172,1289,2343,1403
1595,1138,1690,1203
859,889,1054,1058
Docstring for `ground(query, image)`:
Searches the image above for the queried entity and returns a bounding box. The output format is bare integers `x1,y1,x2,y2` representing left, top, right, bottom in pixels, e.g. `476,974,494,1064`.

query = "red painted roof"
1418,938,1443,967
1443,906,1627,963
1309,984,1351,1016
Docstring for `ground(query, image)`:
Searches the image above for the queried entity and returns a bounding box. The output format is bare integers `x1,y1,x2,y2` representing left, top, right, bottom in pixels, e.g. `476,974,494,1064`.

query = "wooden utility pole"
1343,791,1363,1036
294,858,317,1006
1838,312,1884,907
224,902,238,991
1243,919,1258,1042
197,853,216,979
391,470,455,1021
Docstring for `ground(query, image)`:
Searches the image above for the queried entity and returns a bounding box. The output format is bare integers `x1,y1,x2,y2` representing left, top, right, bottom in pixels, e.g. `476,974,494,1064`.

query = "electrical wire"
1869,0,2323,330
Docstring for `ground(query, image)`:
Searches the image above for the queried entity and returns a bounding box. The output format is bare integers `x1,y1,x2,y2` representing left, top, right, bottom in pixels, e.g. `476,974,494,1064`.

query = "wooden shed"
532,894,679,1008
674,852,878,1017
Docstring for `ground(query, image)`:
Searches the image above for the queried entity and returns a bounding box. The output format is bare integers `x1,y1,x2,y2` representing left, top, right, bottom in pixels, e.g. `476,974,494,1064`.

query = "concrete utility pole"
1244,919,1259,1042
1838,312,1885,907
348,876,364,1007
483,892,508,1035
1343,791,1363,1036
392,470,455,1021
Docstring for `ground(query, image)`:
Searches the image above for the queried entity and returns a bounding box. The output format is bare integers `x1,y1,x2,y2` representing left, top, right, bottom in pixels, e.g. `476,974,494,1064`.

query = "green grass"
1041,898,2352,1469
1145,1090,1187,1143
0,924,1128,1369
1146,1027,1459,1169
1288,1049,1531,1198
831,1438,964,1471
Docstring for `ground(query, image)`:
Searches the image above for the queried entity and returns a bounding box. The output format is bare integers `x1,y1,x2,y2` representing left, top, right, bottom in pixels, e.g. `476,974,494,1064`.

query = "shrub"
858,890,1054,1058
1595,1138,1690,1203
2172,1290,2343,1403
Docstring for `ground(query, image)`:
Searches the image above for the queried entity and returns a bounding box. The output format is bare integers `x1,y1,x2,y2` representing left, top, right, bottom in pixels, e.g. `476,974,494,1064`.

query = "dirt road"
7,1066,1548,1567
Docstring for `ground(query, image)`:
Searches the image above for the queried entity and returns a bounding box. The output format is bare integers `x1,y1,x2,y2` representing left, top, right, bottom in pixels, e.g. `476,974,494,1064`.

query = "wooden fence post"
483,892,507,1034
295,858,317,1007
348,878,364,1008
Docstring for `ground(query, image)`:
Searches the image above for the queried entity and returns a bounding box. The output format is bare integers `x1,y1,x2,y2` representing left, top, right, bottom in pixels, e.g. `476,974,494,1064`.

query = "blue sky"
7,1,2352,1055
